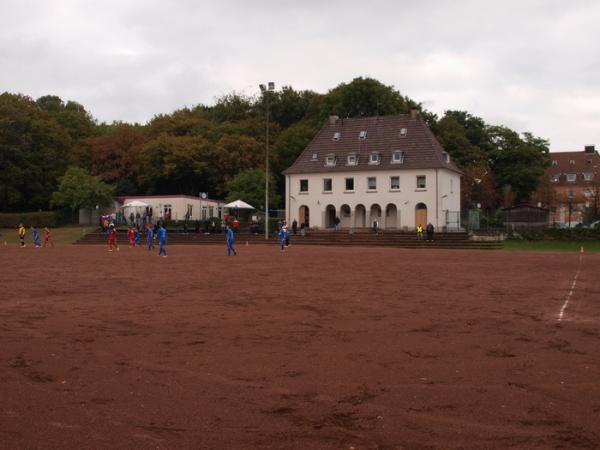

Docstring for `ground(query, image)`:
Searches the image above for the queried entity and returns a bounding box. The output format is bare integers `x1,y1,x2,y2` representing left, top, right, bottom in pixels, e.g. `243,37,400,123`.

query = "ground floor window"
323,178,332,192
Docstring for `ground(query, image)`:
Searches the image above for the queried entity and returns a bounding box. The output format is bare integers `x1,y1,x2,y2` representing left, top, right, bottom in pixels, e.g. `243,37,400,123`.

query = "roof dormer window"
347,154,358,166
332,132,341,141
551,160,558,166
369,152,380,165
391,151,404,164
569,159,575,165
400,128,407,137
325,155,336,167
443,152,450,163
311,153,318,160
584,172,594,181
359,130,367,140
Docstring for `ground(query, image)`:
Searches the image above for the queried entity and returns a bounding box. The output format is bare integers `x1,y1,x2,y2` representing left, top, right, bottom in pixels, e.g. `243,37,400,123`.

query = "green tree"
487,127,550,203
36,95,96,141
139,134,210,195
0,92,72,211
226,169,280,210
319,77,417,119
51,167,113,220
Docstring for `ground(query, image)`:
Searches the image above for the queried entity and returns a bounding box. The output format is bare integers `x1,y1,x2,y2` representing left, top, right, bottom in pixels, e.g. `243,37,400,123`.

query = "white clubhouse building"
283,112,462,230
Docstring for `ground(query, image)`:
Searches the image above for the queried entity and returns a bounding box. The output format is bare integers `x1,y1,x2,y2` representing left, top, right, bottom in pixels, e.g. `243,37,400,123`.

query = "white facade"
118,195,225,222
285,168,460,230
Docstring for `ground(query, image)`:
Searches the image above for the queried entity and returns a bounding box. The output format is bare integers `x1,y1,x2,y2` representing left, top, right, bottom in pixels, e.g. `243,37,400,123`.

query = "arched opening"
340,204,351,228
299,205,310,227
370,204,382,228
385,204,398,229
415,203,427,228
354,204,366,228
325,204,336,228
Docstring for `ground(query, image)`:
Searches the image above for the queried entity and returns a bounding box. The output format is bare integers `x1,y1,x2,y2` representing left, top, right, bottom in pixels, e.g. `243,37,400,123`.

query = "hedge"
0,211,62,228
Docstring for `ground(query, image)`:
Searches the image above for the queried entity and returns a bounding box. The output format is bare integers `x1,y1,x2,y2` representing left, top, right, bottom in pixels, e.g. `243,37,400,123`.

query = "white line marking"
557,253,584,322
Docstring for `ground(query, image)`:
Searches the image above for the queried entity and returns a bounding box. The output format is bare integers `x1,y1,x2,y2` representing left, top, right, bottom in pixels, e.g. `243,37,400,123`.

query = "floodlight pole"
261,82,275,239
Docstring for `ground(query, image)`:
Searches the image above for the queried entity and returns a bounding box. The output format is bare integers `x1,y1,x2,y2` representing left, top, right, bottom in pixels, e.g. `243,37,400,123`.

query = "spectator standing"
292,219,298,235
416,224,424,240
426,222,435,241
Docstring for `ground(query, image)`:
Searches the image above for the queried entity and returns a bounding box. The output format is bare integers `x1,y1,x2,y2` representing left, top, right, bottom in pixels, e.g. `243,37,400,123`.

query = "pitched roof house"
283,112,462,230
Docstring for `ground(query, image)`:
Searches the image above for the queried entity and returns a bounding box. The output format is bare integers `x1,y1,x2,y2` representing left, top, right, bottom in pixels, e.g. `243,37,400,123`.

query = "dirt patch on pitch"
1,245,599,449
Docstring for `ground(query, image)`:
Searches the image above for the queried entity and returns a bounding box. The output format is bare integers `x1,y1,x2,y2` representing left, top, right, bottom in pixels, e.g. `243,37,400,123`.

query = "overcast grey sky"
1,0,598,150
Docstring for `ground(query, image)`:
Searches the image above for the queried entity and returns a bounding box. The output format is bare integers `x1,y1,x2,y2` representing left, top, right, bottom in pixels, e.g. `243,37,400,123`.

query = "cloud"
1,0,599,150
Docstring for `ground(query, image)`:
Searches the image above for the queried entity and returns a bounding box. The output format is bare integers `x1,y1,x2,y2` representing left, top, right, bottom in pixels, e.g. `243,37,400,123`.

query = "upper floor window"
551,160,558,166
566,173,576,182
391,151,404,164
367,177,377,191
551,174,560,182
400,128,407,137
369,152,380,165
345,178,354,191
347,154,357,166
299,179,308,192
443,152,450,163
390,176,400,190
359,130,367,140
323,178,332,192
332,132,341,141
416,175,426,189
325,155,336,167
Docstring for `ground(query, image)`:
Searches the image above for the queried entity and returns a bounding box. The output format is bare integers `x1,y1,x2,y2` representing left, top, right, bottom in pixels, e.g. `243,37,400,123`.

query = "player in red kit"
108,224,119,252
128,227,136,248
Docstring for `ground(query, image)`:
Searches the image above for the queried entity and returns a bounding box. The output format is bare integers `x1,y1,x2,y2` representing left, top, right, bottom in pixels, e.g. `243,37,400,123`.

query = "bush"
0,211,62,228
511,227,600,241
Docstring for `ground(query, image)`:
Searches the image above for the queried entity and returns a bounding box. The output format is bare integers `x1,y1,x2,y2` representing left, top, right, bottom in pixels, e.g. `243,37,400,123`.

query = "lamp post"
260,82,275,239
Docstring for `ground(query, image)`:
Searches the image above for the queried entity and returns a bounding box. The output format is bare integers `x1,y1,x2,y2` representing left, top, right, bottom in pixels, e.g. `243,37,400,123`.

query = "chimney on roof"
329,115,339,125
410,109,420,119
584,145,595,153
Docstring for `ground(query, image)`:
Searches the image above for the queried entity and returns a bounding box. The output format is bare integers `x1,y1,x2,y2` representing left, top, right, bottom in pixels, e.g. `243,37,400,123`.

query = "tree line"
0,77,550,215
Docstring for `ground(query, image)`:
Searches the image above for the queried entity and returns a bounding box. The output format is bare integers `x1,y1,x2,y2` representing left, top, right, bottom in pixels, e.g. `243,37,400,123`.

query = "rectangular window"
390,176,400,190
568,190,575,198
566,173,576,182
323,178,332,192
347,154,357,165
416,175,426,189
551,174,560,182
359,130,367,139
443,152,450,163
299,179,308,192
400,127,407,137
584,173,593,181
332,132,341,141
450,179,454,194
325,155,336,166
369,153,380,164
392,151,404,163
367,177,377,190
345,178,354,191
311,153,318,160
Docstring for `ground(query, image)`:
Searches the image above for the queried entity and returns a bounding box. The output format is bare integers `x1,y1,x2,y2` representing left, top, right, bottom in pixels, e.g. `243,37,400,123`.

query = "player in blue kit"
226,225,236,256
157,225,167,257
146,225,154,251
31,226,41,248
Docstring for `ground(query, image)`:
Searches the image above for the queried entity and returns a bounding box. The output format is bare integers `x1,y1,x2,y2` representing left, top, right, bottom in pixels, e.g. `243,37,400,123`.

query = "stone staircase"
75,229,502,250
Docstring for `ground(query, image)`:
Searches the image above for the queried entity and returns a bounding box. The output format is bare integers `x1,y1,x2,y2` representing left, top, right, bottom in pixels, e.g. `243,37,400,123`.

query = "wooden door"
415,208,427,228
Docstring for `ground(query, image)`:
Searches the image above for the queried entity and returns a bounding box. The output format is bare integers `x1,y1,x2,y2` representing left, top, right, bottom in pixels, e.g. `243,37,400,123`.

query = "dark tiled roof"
547,150,600,186
282,114,461,175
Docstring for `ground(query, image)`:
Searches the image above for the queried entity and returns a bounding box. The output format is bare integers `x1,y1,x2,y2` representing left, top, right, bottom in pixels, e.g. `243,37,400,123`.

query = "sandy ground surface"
1,245,599,449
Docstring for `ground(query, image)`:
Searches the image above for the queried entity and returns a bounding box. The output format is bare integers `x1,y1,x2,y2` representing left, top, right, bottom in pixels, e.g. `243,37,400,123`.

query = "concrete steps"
75,230,502,250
